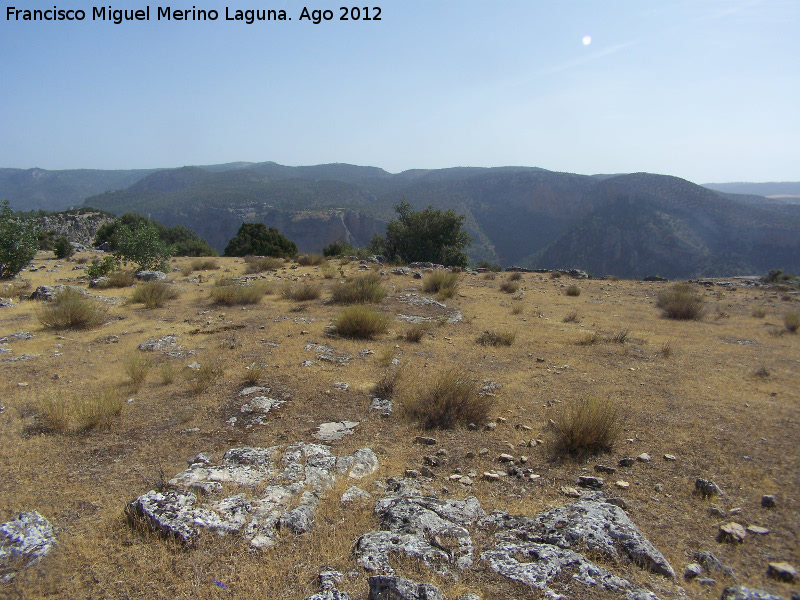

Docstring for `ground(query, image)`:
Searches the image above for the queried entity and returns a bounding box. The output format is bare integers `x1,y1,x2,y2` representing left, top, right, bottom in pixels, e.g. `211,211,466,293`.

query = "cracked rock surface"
0,511,57,581
126,443,378,548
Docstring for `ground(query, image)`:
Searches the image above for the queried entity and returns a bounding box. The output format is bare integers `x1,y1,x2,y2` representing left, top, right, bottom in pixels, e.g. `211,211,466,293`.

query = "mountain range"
2,162,799,278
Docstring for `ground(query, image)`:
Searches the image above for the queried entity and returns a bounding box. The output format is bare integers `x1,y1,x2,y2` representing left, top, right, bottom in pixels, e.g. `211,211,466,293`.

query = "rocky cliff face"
32,211,115,246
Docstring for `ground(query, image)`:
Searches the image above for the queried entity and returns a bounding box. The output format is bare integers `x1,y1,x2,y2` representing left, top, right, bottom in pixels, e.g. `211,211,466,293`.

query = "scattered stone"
485,422,497,431
332,382,349,391
560,487,582,498
419,467,435,479
578,475,604,489
367,575,443,600
459,477,473,486
479,448,489,456
138,335,179,352
405,469,420,478
718,522,747,544
350,449,379,479
615,480,630,489
693,551,735,577
315,421,359,442
654,484,663,493
721,585,788,600
684,563,704,579
341,486,371,505
637,453,651,463
135,270,166,281
414,436,437,446
761,494,777,508
422,456,440,467
0,332,34,342
370,398,393,417
595,464,616,474
696,478,723,498
767,562,796,582
747,525,770,535
498,454,514,463
0,511,57,580
484,472,500,481
619,458,635,467
697,578,717,586
664,454,677,461
605,497,627,510
709,505,727,518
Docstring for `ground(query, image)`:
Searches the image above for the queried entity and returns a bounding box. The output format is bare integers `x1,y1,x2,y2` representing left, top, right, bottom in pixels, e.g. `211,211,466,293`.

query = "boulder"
135,270,166,281
0,511,57,580
368,575,443,600
721,586,787,600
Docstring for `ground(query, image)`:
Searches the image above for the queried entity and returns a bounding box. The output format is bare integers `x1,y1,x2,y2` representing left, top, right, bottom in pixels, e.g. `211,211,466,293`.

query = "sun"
582,35,592,46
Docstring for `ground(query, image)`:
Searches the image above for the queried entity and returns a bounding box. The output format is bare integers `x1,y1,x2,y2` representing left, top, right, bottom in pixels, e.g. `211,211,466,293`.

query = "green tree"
53,236,74,259
113,221,173,272
224,223,298,258
94,213,216,257
0,200,38,279
376,201,471,267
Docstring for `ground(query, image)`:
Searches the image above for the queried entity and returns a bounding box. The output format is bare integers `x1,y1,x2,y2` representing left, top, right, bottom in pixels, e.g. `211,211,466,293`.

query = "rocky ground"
0,253,798,599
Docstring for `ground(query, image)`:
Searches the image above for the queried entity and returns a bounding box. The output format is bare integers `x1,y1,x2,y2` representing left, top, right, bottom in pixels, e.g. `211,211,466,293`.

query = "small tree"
114,221,173,272
375,201,471,267
0,200,38,279
53,236,74,259
224,223,297,258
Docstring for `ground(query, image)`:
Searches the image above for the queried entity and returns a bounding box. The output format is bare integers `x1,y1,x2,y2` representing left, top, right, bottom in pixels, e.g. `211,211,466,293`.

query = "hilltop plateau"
0,252,798,599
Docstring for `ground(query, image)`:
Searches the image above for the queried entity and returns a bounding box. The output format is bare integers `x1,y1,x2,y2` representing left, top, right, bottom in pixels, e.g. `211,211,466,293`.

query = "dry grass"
158,362,177,385
403,370,490,429
91,270,136,288
656,283,705,320
185,359,224,393
405,323,429,343
552,397,624,457
499,280,519,294
510,301,524,315
124,353,151,389
244,256,283,273
476,329,515,346
330,273,386,304
281,281,322,302
785,310,800,333
751,306,767,318
243,362,267,385
507,272,522,281
607,328,629,344
211,279,272,305
563,309,579,323
295,253,326,266
372,368,402,399
422,271,459,300
331,306,388,339
129,281,179,309
36,387,123,434
565,284,581,296
37,287,106,330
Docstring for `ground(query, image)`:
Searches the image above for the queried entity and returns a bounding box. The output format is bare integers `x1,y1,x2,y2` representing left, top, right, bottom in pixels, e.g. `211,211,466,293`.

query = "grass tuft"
553,397,624,457
243,362,267,385
404,370,490,429
125,353,151,389
751,306,767,318
511,301,524,315
499,280,519,294
476,330,515,346
507,272,523,281
656,283,705,320
296,253,326,266
405,323,429,343
608,328,629,344
244,256,283,273
37,287,106,330
785,310,800,333
330,273,386,304
282,281,322,302
332,306,389,339
372,368,402,399
211,279,271,305
422,271,459,300
130,281,179,309
563,310,579,323
37,388,123,434
566,284,581,297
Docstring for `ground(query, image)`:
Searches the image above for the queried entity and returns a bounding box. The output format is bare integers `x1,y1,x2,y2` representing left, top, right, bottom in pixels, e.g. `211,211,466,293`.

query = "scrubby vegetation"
281,281,322,302
0,200,38,279
210,278,272,305
404,370,490,429
37,287,106,329
331,273,386,304
332,306,388,339
553,397,624,457
296,253,326,266
422,271,459,300
476,330,515,346
244,256,282,273
656,283,705,320
499,280,519,294
785,310,800,333
129,281,179,309
224,223,297,258
565,284,580,296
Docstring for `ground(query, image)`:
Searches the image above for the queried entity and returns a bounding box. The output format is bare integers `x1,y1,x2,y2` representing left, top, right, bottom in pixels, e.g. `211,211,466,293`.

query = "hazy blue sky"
1,0,797,183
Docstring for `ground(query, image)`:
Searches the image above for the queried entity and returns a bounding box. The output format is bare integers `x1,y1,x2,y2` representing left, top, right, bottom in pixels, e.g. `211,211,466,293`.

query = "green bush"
404,370,490,430
553,397,624,457
53,236,73,259
656,283,705,320
86,255,120,279
507,272,522,281
474,260,502,272
130,281,179,309
332,306,389,339
114,221,173,272
37,287,106,330
323,239,355,257
94,214,216,257
224,223,297,258
331,273,386,304
0,200,38,279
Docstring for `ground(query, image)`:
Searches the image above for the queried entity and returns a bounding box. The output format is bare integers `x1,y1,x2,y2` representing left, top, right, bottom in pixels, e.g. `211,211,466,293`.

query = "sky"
1,0,798,183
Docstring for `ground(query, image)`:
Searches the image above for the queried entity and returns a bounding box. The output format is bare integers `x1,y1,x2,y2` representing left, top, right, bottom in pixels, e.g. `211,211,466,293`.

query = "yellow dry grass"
0,252,798,599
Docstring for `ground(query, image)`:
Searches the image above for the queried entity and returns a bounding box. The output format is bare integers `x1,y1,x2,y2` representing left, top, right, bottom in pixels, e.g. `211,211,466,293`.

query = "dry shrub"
608,328,629,344
550,271,562,279
320,264,336,279
244,256,283,273
191,258,219,271
296,253,326,266
565,284,581,297
211,279,271,305
37,395,70,433
499,280,519,294
404,370,490,429
185,360,224,393
507,272,523,281
656,283,705,320
130,281,178,309
405,323,429,343
476,330,515,346
754,366,771,378
553,397,624,457
577,332,602,345
37,388,122,433
37,287,106,330
282,280,322,302
422,271,459,299
658,342,673,358
751,306,767,318
101,270,135,288
243,362,267,385
372,368,402,399
511,301,524,315
785,311,800,333
482,272,496,280
332,306,389,339
159,362,177,385
563,310,579,323
125,353,151,389
331,273,386,304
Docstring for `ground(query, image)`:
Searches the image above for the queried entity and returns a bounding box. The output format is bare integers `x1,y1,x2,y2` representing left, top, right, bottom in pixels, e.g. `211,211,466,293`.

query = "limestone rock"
135,270,166,281
341,486,371,505
0,511,57,580
696,478,723,498
370,398,393,417
578,475,604,489
721,586,787,600
367,575,443,600
767,562,796,582
316,421,359,442
350,448,379,479
718,522,747,543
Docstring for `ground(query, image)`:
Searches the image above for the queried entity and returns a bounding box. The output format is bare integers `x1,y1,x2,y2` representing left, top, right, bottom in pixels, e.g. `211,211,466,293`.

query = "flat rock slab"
127,443,377,549
315,421,360,441
368,575,443,600
0,511,57,581
721,586,788,600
